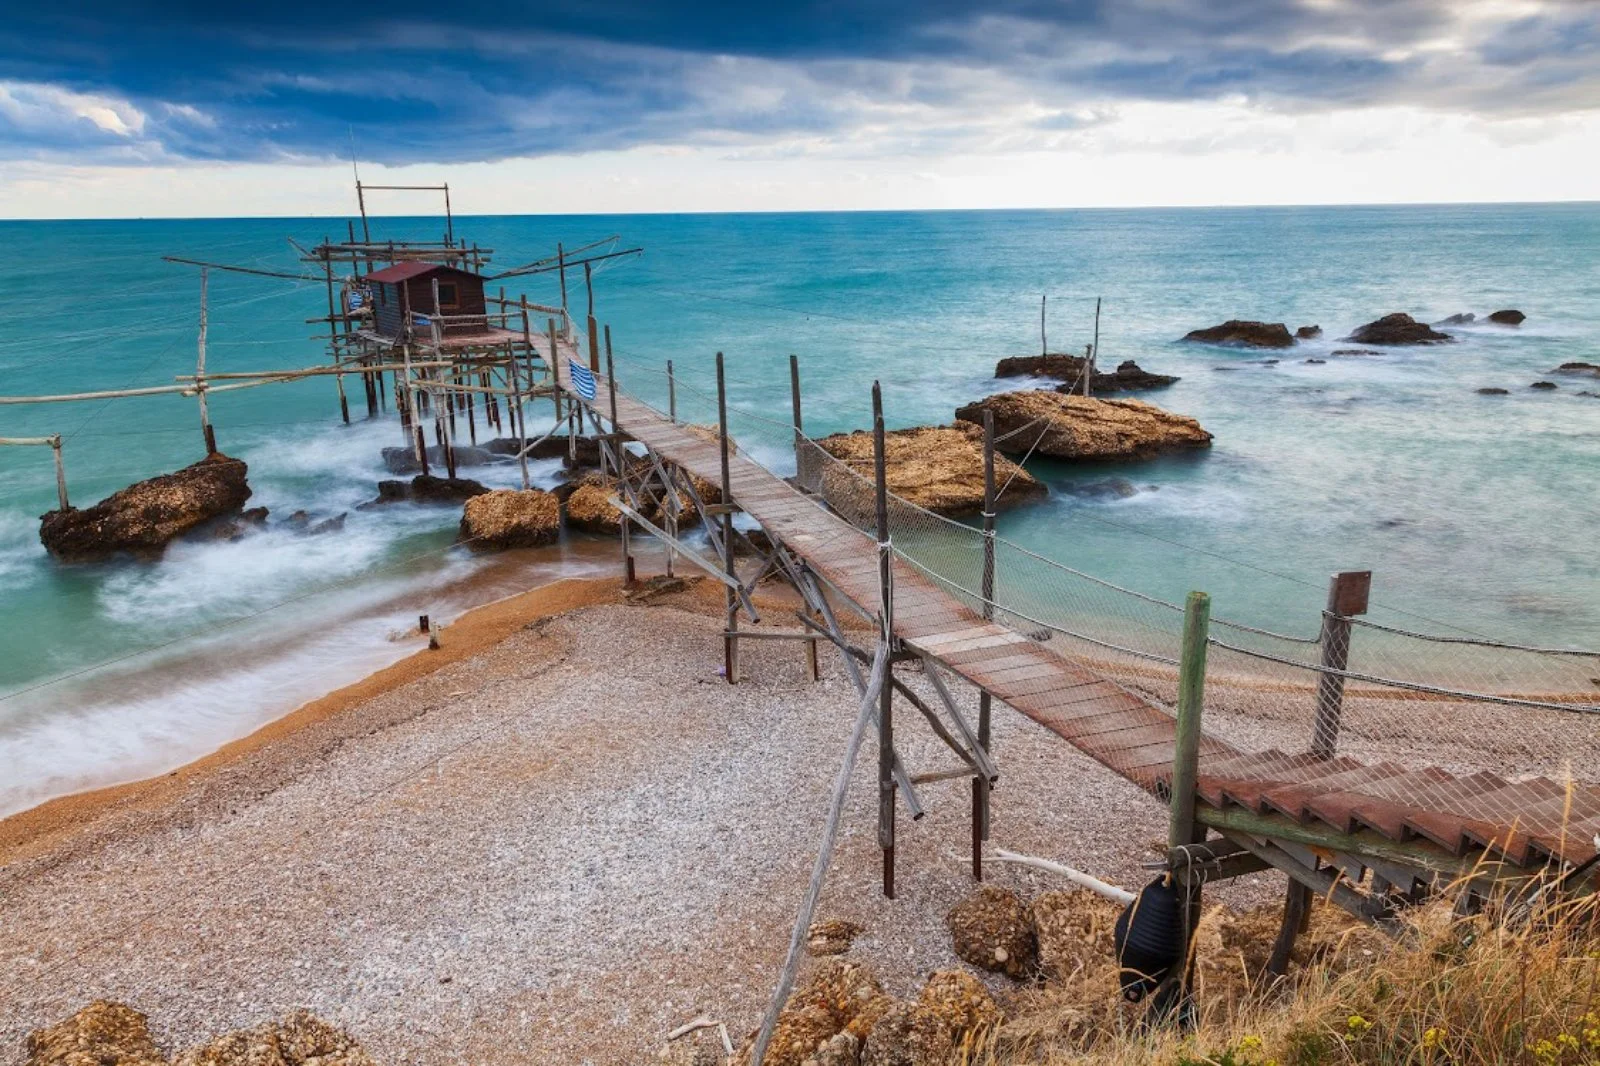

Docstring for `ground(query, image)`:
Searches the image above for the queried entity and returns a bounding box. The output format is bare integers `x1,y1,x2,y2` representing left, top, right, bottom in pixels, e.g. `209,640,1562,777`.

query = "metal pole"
607,326,634,586
872,380,896,898
443,182,453,247
667,360,678,424
1085,296,1102,398
1041,294,1047,356
356,180,370,243
716,353,738,684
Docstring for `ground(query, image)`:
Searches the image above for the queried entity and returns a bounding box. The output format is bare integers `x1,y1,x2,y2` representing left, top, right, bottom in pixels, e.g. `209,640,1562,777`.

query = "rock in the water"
1554,362,1600,376
1181,320,1295,348
1530,381,1559,390
994,354,1177,391
1330,349,1383,357
564,475,627,534
1295,324,1322,339
859,1003,953,1066
39,453,252,561
945,885,1038,978
954,392,1211,462
1476,387,1510,395
917,970,1000,1046
284,510,345,536
460,489,560,551
1346,312,1451,345
172,1010,374,1066
1488,309,1526,325
1304,358,1326,365
1437,312,1476,326
368,474,489,507
807,917,865,957
815,425,1045,517
382,444,496,475
26,1000,165,1066
1068,477,1139,500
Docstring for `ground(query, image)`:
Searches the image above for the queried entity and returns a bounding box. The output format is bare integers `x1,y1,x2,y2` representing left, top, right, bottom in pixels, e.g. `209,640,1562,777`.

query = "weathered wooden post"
1083,296,1102,398
196,267,219,454
1267,570,1371,976
872,380,896,898
790,353,819,682
1311,570,1371,758
1169,590,1211,998
667,360,678,424
717,352,739,684
974,408,997,880
50,436,68,511
506,352,531,491
606,326,635,586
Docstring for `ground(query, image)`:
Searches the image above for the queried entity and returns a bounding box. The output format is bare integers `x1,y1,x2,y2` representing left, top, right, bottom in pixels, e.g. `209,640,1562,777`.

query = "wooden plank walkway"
553,348,1600,869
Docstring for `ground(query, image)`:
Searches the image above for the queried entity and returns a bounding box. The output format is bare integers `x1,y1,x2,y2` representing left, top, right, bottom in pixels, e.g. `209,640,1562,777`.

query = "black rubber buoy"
1113,876,1188,1003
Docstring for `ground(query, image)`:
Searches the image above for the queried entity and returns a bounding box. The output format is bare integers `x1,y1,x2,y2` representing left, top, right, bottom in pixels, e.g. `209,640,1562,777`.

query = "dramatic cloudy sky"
1,0,1597,216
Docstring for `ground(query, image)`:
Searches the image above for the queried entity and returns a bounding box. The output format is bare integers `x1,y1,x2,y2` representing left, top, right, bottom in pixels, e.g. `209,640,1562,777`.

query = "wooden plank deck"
553,348,1600,868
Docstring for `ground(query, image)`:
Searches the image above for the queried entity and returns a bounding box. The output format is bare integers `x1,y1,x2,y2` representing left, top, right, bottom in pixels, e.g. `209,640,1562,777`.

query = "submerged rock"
1530,381,1559,390
994,354,1177,391
1295,324,1322,339
40,453,252,561
1068,477,1140,499
1304,358,1327,365
1181,320,1295,348
1331,349,1383,357
1555,362,1600,376
954,391,1211,462
1476,387,1510,395
26,1000,165,1066
815,425,1045,517
945,885,1038,979
381,443,497,475
1437,312,1476,326
459,489,560,551
1346,312,1451,345
1488,308,1526,325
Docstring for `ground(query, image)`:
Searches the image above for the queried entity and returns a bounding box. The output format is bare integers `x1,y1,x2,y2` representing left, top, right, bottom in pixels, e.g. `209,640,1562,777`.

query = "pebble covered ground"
0,583,1279,1065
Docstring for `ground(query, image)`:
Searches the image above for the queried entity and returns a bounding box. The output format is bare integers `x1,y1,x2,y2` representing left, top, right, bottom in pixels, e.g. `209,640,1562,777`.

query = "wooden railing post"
606,326,634,586
50,436,68,511
789,354,805,487
973,408,997,880
1170,591,1210,851
667,359,678,424
717,352,738,684
1311,570,1371,759
872,380,896,898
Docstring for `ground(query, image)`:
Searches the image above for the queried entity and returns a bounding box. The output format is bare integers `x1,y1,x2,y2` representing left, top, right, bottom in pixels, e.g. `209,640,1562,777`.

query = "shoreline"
0,573,627,868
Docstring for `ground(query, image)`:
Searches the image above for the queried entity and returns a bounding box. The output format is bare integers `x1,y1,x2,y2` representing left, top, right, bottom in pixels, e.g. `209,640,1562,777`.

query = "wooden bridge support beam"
975,409,998,880
717,352,739,684
872,380,896,898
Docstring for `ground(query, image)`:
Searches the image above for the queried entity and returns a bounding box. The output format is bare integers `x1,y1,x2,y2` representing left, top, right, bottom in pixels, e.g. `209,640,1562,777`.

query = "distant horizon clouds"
1,1,1597,216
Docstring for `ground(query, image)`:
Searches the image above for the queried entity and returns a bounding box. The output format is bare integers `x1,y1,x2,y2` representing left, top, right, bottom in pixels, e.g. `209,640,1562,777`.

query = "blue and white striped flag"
568,358,597,402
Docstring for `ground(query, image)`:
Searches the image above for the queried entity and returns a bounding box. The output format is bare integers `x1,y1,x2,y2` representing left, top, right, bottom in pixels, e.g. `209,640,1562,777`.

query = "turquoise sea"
1,203,1597,815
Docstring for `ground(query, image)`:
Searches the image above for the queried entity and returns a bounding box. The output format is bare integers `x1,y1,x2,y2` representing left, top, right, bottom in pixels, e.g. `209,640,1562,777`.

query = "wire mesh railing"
606,359,1600,830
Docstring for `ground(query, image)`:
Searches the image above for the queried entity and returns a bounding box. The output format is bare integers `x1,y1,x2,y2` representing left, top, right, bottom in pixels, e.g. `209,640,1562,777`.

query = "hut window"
437,282,459,309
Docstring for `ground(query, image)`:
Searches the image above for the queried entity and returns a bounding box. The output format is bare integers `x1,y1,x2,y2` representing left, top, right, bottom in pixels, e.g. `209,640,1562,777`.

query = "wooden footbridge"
549,331,1600,979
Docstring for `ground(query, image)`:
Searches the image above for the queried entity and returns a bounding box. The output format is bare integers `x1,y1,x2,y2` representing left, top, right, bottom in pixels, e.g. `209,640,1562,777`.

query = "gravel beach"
0,574,1278,1065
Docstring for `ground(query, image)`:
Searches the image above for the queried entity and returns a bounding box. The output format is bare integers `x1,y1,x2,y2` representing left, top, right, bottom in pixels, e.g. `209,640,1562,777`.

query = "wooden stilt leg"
1267,880,1312,976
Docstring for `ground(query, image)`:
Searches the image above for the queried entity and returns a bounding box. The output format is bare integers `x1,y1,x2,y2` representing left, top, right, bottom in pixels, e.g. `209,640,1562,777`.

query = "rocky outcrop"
954,391,1211,462
39,453,252,561
371,474,489,505
564,475,627,534
1488,309,1526,325
945,885,1038,978
460,489,560,551
1181,320,1295,348
1346,313,1451,345
26,1000,165,1066
1438,312,1476,326
1295,324,1322,339
815,425,1045,517
994,354,1178,391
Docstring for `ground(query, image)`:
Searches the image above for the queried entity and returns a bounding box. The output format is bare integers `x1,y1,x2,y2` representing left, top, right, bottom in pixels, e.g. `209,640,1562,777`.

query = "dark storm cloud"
0,1,1596,164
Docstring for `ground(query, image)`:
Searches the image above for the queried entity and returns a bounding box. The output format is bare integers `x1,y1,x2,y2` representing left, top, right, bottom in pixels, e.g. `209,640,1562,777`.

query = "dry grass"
970,890,1600,1066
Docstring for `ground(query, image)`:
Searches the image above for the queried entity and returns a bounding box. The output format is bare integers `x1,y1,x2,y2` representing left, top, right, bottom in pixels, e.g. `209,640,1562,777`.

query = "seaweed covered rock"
1346,313,1451,345
40,453,252,561
859,1003,953,1066
172,1010,374,1066
815,425,1044,517
459,489,560,551
25,1000,165,1066
917,970,1000,1047
946,885,1037,978
954,392,1211,462
1181,321,1295,348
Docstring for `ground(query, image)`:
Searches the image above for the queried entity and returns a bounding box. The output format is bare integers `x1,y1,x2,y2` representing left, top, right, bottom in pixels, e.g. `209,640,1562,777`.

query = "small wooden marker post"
50,436,68,510
716,352,738,684
1169,591,1210,999
974,409,997,880
872,380,896,898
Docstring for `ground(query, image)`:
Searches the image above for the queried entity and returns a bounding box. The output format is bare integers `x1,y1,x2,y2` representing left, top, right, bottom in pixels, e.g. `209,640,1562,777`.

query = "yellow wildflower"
1347,1015,1373,1035
1422,1026,1446,1050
